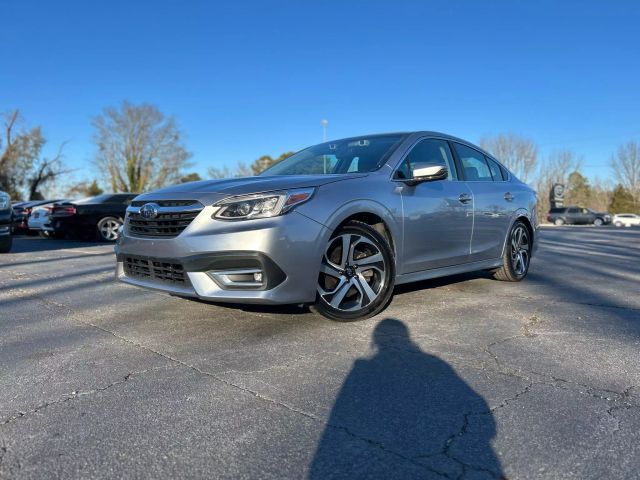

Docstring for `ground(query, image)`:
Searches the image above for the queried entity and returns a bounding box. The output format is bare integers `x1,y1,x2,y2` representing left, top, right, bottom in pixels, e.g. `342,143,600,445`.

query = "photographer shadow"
308,318,503,479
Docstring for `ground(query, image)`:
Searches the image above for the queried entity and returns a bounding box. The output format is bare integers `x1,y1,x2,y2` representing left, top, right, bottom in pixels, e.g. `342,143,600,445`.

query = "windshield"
260,134,406,176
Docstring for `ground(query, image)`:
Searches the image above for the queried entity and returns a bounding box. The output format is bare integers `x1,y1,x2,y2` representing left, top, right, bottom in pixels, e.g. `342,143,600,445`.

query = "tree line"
479,134,640,217
1,102,639,216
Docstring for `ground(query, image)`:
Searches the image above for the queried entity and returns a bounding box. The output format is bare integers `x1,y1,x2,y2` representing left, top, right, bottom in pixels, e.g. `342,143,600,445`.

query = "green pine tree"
565,171,592,207
608,185,636,214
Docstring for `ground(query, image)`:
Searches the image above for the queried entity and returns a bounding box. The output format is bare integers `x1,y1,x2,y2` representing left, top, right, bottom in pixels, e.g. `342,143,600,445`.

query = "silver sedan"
115,132,538,320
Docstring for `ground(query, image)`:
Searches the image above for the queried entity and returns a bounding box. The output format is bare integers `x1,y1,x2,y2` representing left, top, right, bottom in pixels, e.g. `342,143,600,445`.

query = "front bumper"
115,208,329,305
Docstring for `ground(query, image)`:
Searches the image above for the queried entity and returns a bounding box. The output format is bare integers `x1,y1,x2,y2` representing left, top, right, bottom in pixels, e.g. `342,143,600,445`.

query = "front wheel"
311,221,395,321
614,221,623,227
593,218,603,226
97,217,122,242
493,221,531,282
554,218,565,226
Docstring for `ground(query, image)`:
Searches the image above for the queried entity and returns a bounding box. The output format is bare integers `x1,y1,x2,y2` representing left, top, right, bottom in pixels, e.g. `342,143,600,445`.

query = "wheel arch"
323,200,400,261
501,209,537,259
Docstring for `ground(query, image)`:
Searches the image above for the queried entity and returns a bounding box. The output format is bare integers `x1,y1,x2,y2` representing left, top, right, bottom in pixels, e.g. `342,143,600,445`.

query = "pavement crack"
0,366,170,428
431,383,536,480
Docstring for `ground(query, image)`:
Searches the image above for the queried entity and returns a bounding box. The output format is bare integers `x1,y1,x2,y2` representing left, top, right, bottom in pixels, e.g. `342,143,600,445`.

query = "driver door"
395,138,473,274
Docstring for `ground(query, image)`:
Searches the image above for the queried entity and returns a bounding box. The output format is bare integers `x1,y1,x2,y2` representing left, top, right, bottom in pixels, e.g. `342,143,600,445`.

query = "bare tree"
27,141,71,199
610,140,640,208
0,110,43,198
208,162,253,179
1,110,69,199
534,150,582,220
207,151,294,179
590,178,613,212
92,101,191,193
479,133,538,183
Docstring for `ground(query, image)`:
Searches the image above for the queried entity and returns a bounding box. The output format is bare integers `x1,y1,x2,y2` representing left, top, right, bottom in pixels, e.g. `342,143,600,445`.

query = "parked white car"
27,200,68,236
612,213,640,227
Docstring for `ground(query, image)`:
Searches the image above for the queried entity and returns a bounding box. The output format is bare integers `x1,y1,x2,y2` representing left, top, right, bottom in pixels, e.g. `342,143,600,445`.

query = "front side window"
261,134,406,176
395,138,457,180
453,143,493,181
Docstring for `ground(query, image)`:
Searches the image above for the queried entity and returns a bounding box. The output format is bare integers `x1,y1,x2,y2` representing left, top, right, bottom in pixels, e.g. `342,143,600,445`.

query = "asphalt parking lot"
1,226,639,479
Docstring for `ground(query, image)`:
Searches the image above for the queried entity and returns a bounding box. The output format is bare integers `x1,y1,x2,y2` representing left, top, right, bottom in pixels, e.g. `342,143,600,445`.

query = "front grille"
123,255,190,286
127,200,203,238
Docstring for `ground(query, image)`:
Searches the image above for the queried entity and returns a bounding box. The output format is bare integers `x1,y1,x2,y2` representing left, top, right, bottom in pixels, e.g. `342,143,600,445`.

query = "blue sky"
2,0,639,186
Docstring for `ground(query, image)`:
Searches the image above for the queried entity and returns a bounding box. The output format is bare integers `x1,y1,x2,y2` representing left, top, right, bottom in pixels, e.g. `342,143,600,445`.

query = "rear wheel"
614,221,623,227
554,218,565,226
493,221,531,282
593,218,603,226
311,221,395,321
97,217,122,242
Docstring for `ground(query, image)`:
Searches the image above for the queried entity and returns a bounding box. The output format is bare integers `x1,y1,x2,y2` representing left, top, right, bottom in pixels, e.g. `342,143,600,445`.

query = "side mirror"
405,162,448,186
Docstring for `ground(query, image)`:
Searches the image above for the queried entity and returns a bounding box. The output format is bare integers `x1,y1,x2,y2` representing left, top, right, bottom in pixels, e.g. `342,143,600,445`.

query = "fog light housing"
207,268,265,290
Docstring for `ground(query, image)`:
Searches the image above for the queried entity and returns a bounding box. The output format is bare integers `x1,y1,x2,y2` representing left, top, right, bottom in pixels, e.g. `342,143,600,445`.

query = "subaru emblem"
140,202,160,219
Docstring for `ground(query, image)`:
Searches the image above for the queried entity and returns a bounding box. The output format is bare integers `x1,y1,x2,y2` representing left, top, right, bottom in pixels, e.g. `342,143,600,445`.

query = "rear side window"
453,143,493,181
486,157,505,181
568,208,579,214
550,208,564,213
396,138,457,180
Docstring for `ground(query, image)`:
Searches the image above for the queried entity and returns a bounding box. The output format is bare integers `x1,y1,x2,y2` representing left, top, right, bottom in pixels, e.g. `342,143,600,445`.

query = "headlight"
213,188,315,220
0,194,10,209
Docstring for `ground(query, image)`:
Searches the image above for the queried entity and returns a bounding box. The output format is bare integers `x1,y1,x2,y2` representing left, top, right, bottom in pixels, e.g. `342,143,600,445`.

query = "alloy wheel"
510,225,530,276
99,218,121,241
317,233,386,312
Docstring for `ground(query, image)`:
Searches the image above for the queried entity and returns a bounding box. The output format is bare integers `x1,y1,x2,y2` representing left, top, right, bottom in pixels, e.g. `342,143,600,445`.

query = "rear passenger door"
452,143,513,261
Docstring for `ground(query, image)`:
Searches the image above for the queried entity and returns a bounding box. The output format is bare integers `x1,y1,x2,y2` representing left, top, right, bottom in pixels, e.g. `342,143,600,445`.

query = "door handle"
458,193,472,204
504,192,514,202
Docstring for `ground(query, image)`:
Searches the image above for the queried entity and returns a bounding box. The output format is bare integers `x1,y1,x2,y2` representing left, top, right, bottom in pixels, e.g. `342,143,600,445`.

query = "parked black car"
547,206,611,226
12,200,60,234
0,190,12,252
49,194,138,241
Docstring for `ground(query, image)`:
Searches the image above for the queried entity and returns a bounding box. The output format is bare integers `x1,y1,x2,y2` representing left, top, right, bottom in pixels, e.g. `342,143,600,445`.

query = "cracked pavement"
0,227,639,479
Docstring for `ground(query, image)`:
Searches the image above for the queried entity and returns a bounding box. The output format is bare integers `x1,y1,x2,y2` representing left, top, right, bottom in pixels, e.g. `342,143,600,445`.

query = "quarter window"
486,157,505,181
396,139,457,180
453,143,493,181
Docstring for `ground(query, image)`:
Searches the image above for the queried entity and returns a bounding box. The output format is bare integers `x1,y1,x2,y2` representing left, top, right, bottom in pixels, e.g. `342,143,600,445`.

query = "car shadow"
6,236,108,254
308,318,503,479
183,271,490,317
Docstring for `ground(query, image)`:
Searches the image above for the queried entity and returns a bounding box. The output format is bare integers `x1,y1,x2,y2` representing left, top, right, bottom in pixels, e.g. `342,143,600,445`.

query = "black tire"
38,230,51,238
593,218,603,226
0,235,12,253
96,216,122,242
493,220,531,282
311,221,395,321
554,218,565,226
614,221,623,228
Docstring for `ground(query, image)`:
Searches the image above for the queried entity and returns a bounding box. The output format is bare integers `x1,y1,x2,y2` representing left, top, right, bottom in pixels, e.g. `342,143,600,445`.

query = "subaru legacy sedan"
115,132,538,320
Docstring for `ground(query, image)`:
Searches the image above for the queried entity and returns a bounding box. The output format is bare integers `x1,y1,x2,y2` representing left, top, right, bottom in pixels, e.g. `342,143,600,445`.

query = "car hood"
141,174,366,198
